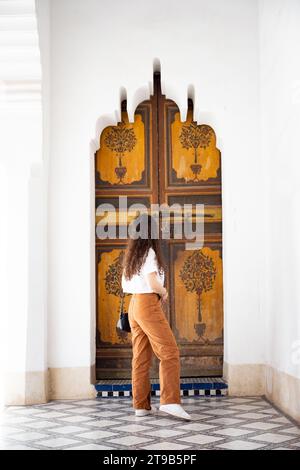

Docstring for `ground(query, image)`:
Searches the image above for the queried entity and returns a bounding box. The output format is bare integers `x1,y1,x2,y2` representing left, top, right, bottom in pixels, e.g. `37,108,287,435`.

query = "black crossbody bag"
116,291,131,333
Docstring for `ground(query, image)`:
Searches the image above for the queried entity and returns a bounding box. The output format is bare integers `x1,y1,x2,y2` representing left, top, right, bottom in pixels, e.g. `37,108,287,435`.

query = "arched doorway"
95,71,223,379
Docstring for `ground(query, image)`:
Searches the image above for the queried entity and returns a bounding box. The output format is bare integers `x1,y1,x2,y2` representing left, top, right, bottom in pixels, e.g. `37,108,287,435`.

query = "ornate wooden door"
95,72,223,379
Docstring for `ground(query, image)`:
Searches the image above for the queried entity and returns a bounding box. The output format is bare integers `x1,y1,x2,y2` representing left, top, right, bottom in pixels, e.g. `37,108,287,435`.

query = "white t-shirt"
121,247,165,294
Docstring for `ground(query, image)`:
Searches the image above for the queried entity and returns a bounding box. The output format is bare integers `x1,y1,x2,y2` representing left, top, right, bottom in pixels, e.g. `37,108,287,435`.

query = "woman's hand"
161,289,168,303
145,273,168,302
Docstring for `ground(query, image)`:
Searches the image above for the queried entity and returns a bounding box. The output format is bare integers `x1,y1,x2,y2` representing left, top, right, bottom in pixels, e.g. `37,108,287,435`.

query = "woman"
122,214,191,420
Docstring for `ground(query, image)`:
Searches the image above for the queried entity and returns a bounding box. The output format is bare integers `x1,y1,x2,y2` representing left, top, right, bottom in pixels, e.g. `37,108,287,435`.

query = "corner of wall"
48,366,96,400
224,362,266,396
4,370,49,406
265,365,300,424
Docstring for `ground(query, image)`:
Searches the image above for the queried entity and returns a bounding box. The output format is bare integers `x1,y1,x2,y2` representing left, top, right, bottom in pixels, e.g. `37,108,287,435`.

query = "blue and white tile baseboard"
95,377,228,397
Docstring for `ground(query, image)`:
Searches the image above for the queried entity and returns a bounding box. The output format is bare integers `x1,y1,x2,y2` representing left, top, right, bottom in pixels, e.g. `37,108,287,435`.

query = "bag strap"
119,288,125,314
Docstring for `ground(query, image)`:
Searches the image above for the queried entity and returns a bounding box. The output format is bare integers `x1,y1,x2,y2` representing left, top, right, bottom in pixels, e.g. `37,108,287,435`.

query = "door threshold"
95,377,228,397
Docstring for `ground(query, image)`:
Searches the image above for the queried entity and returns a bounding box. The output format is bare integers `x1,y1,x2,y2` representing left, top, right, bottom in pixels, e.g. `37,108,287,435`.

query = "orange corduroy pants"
128,292,181,410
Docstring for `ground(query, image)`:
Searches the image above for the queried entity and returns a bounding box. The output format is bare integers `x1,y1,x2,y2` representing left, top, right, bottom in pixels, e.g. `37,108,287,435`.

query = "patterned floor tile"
182,405,206,411
0,439,10,449
142,441,191,450
83,419,123,428
91,411,124,418
0,425,25,435
249,433,298,444
192,416,219,423
33,411,69,419
201,408,237,416
66,443,115,450
259,408,280,415
178,434,224,445
141,428,189,438
3,444,38,450
38,437,82,448
269,416,292,424
241,421,282,430
212,427,256,437
48,425,87,435
0,416,36,425
281,426,300,436
71,400,104,406
224,398,258,404
227,404,265,412
1,396,298,450
117,414,154,422
114,423,154,433
176,422,217,432
199,401,228,408
40,404,77,411
273,447,295,450
217,440,266,450
106,435,154,447
57,415,93,423
206,417,244,426
68,407,99,415
7,408,47,416
95,403,125,408
76,430,117,440
21,420,61,430
8,431,49,442
146,418,183,427
291,442,300,447
234,412,270,420
182,398,204,404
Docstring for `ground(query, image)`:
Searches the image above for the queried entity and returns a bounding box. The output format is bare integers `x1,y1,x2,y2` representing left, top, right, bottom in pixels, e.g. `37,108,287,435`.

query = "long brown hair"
122,213,165,280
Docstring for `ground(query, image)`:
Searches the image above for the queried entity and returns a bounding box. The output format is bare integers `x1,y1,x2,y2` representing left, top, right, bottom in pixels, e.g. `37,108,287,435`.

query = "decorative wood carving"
95,73,223,378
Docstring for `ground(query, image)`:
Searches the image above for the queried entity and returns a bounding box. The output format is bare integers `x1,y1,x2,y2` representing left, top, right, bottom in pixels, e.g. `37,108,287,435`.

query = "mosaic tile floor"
0,396,299,450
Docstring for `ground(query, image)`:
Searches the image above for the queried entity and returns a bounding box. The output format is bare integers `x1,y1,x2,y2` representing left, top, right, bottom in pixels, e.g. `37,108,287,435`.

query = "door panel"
95,96,160,378
95,102,153,189
165,102,221,186
172,245,223,344
95,72,223,379
157,80,223,376
97,247,131,346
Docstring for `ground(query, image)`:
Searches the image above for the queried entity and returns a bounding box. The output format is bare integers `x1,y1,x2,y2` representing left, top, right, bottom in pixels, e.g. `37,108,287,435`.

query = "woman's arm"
146,272,168,301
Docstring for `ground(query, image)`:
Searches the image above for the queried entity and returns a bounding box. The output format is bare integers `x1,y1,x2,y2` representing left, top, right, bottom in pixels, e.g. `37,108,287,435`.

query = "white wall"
1,0,297,414
259,0,300,418
0,0,46,404
42,0,264,378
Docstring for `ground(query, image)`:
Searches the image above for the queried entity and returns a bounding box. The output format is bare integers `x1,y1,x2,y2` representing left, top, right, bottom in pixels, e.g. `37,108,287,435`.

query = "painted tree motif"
104,122,137,183
104,251,128,341
179,124,213,181
179,250,217,337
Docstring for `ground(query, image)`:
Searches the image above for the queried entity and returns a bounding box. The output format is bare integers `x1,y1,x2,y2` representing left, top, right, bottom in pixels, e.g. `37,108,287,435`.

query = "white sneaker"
135,404,158,417
159,404,191,420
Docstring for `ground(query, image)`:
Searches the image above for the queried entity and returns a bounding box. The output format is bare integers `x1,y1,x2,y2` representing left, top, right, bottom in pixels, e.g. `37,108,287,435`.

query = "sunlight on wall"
0,0,43,404
0,163,8,409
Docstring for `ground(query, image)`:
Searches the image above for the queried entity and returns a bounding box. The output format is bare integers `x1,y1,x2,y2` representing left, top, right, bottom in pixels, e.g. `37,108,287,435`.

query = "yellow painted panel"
171,112,220,182
174,247,223,343
96,114,145,185
98,249,131,345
